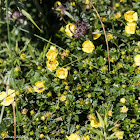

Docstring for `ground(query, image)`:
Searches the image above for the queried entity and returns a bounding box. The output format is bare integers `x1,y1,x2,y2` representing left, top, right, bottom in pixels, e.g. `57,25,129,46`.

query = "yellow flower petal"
65,23,76,37
116,131,124,139
134,54,140,66
68,133,80,140
1,95,14,106
46,46,58,60
90,120,102,128
125,22,137,34
81,135,90,140
120,106,128,113
93,30,101,40
0,91,6,100
124,11,138,22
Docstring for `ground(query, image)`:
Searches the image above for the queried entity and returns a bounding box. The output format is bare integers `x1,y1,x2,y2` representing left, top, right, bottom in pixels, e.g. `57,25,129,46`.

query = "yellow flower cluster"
68,133,89,140
46,46,59,71
124,11,138,34
46,46,68,79
0,89,15,106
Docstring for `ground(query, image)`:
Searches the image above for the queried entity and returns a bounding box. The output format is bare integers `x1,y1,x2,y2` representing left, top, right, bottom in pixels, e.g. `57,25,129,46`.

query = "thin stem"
6,0,11,57
91,3,110,72
12,102,16,140
18,28,78,59
62,59,80,68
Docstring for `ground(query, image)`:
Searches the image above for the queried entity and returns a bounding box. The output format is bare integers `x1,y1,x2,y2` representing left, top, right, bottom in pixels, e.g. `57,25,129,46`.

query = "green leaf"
96,111,105,129
104,110,108,128
73,115,79,122
97,56,106,66
21,9,41,31
134,74,140,81
84,126,104,136
14,0,41,31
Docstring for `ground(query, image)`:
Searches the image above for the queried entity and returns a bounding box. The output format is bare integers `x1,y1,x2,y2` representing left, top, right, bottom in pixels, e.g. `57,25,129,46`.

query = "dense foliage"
0,0,140,140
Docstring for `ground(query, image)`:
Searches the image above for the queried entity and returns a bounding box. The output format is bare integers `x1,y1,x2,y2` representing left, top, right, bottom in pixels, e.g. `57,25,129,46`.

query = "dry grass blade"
12,102,16,140
91,3,111,71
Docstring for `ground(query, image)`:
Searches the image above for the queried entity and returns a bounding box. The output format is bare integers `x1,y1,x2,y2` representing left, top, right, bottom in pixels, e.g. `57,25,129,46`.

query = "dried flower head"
74,21,88,38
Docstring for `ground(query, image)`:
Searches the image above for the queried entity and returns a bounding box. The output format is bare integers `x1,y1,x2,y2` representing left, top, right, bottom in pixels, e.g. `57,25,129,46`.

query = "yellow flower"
54,1,62,7
70,2,76,6
90,120,102,128
60,95,66,101
136,41,140,47
0,89,15,106
56,68,68,79
40,134,44,138
102,17,107,22
1,132,8,138
125,22,137,34
34,81,46,93
85,0,90,4
82,40,95,53
14,67,20,72
46,59,59,71
65,23,76,37
120,0,126,2
120,98,126,104
107,33,113,41
60,26,65,32
115,3,120,7
68,133,80,140
120,106,128,113
20,53,26,59
93,29,101,40
81,135,90,140
46,46,58,60
108,110,113,117
21,108,28,114
124,11,138,22
88,114,95,120
134,54,140,66
116,131,124,139
27,87,33,93
115,12,121,19
0,91,7,100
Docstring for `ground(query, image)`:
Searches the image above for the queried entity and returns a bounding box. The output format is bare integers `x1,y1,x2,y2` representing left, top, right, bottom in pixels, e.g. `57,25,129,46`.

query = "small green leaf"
97,56,106,66
96,111,105,129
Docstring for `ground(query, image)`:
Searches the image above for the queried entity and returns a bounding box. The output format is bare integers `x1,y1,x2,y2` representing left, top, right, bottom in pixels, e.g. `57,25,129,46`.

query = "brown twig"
12,102,16,140
91,3,111,71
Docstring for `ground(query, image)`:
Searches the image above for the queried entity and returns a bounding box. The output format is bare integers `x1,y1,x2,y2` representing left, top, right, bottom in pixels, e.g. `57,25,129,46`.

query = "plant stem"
6,0,11,57
91,4,110,72
12,102,16,140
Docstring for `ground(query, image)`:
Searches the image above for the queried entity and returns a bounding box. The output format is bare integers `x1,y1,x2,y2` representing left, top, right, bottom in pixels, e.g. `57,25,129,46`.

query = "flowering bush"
0,0,140,139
